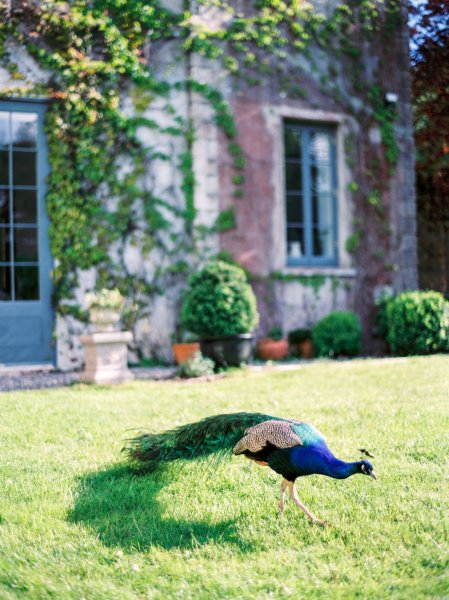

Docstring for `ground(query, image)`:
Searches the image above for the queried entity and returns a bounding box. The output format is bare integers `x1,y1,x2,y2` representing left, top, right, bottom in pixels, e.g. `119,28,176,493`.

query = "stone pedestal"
79,331,135,384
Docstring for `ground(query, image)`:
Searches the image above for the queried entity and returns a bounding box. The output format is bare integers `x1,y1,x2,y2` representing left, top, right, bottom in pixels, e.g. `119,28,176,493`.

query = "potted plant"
288,328,314,359
181,260,259,367
85,288,125,332
171,328,200,365
257,327,289,360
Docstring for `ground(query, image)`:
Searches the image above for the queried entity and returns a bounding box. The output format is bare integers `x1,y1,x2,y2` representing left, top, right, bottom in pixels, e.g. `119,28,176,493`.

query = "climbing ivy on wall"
0,0,403,334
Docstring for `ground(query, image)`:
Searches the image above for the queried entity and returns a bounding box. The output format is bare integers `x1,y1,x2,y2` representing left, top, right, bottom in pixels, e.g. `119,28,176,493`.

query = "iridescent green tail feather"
123,412,277,471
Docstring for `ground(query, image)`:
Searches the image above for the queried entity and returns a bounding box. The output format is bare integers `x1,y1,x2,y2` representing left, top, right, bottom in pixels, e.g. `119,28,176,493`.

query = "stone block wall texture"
0,1,417,366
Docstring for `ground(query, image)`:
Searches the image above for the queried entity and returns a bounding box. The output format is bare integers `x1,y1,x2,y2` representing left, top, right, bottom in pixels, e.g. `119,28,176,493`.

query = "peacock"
124,412,376,525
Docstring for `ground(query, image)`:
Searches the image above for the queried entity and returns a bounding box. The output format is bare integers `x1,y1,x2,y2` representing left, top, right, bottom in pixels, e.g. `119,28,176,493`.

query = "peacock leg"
288,482,326,525
279,479,289,514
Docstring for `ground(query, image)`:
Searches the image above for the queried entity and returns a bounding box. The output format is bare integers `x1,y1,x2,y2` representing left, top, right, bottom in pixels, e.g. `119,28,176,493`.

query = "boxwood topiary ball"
386,290,449,356
181,260,259,337
312,310,362,358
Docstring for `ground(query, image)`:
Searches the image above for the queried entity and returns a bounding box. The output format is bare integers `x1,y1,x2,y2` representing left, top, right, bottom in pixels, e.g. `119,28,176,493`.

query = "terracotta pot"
257,338,289,360
297,338,314,359
172,342,200,365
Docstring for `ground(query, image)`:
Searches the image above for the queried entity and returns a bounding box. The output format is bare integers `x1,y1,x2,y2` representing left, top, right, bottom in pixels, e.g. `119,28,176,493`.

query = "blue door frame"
0,98,54,365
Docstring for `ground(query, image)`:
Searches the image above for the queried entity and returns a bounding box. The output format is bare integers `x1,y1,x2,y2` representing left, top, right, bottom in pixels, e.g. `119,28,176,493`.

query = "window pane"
309,132,331,163
14,227,38,262
312,226,334,258
14,266,39,300
0,227,11,262
0,189,9,224
12,151,36,186
12,113,37,148
287,226,305,260
0,265,12,300
284,127,302,160
0,112,10,147
286,193,304,224
0,150,9,185
284,122,337,264
312,192,333,227
13,189,37,224
285,162,303,192
311,164,332,193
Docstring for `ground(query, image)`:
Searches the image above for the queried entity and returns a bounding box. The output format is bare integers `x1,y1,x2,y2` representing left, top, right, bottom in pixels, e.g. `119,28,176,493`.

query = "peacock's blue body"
271,443,362,480
124,411,376,524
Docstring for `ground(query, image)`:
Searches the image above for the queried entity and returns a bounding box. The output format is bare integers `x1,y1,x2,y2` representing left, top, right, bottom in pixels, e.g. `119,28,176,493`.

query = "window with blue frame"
284,121,338,266
0,110,40,301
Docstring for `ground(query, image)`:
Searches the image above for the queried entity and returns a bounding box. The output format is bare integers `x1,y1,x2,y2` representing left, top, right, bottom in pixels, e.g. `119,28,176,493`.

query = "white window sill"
282,267,357,277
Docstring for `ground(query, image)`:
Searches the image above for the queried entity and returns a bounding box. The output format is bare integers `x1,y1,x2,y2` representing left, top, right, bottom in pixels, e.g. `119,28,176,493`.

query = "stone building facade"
0,1,417,368
216,4,418,353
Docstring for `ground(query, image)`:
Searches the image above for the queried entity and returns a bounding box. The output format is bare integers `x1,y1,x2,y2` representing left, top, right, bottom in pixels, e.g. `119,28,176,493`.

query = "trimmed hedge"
181,260,259,337
312,311,362,358
385,291,449,356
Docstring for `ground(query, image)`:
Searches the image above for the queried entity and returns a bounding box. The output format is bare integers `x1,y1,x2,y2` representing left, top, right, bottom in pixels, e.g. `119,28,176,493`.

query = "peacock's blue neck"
325,457,360,479
289,444,361,479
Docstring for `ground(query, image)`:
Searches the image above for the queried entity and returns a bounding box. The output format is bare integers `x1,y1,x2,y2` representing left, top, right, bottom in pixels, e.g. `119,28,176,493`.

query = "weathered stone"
79,331,135,385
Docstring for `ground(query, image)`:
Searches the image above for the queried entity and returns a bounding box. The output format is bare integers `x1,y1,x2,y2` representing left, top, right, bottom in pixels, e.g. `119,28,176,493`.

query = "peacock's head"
358,460,376,480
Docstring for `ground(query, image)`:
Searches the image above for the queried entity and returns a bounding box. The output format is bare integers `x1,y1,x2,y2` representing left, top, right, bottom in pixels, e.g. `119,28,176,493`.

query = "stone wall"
0,1,418,366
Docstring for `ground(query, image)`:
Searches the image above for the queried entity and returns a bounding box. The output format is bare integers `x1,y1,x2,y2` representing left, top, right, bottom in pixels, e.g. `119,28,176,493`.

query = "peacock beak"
370,471,377,480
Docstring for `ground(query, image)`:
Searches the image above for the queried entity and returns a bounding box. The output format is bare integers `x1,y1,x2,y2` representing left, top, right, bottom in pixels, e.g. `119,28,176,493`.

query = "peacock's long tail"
123,412,278,471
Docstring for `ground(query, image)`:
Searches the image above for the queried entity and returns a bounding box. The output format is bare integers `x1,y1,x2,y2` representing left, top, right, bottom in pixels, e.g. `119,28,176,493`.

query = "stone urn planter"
80,288,134,384
89,308,121,332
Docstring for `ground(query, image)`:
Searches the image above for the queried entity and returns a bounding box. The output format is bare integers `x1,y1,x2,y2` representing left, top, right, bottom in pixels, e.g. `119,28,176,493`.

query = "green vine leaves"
0,0,402,330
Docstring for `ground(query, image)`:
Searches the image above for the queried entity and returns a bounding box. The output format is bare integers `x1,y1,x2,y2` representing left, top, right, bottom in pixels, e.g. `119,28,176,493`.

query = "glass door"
0,100,54,365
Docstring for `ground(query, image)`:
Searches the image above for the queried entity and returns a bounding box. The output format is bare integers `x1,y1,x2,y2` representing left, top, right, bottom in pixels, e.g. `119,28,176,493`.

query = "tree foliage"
410,0,449,176
410,0,449,291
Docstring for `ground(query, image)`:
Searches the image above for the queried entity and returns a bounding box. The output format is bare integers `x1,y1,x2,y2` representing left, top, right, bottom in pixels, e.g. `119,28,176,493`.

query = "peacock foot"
310,518,327,527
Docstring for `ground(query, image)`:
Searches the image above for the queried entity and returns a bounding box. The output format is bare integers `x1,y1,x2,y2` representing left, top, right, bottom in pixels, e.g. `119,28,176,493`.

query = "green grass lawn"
1,356,448,599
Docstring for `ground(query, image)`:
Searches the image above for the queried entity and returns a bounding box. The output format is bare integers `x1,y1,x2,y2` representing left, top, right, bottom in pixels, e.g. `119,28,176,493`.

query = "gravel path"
0,361,309,392
0,367,177,392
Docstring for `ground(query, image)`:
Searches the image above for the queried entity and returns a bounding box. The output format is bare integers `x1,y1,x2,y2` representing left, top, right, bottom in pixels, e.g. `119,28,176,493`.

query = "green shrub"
374,293,393,340
288,328,311,344
177,352,215,378
312,311,362,358
386,291,449,356
181,260,259,337
267,326,283,341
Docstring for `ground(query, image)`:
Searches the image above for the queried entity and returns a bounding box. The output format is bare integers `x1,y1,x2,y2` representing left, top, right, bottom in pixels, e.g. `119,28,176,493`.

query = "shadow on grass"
69,465,251,552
